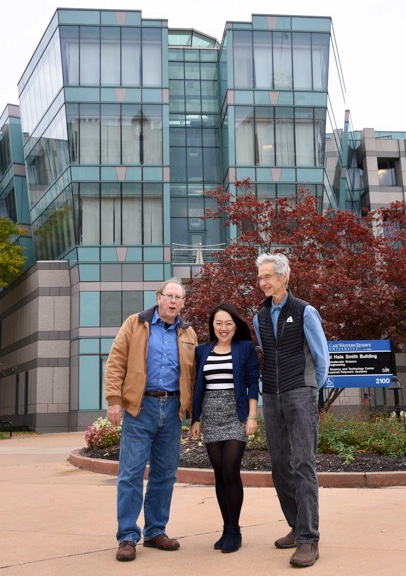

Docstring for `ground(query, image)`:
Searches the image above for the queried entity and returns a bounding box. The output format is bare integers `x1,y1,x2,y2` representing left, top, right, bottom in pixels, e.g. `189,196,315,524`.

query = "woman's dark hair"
208,303,252,342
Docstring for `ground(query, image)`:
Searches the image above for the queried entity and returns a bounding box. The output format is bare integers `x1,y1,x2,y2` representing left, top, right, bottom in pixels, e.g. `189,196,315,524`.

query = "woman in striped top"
190,303,259,553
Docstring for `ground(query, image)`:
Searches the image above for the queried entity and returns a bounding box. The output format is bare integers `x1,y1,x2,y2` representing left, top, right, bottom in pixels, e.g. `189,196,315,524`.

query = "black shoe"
221,526,242,554
214,526,228,550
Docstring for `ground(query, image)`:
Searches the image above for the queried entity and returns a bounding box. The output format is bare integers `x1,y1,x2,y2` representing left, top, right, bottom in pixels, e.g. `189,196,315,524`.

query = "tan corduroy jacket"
105,306,197,420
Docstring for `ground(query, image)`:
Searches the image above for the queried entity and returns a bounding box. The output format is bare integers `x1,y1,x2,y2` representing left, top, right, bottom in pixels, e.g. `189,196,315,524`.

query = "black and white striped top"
203,351,234,390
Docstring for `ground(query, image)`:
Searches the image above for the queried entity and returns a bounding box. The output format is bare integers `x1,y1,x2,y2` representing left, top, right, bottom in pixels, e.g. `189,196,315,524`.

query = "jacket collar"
138,305,192,329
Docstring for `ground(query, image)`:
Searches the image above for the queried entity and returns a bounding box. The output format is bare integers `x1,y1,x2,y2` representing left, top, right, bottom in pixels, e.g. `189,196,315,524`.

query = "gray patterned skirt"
201,389,247,444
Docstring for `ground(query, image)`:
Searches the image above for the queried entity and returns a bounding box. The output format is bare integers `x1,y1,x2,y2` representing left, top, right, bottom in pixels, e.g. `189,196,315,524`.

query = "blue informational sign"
325,340,395,389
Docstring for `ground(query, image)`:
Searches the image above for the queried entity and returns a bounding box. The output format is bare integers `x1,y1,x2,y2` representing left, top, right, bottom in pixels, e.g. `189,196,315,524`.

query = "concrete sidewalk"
1,432,405,576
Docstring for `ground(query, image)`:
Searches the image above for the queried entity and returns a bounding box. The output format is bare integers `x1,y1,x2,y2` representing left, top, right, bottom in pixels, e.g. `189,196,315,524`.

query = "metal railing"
171,243,226,264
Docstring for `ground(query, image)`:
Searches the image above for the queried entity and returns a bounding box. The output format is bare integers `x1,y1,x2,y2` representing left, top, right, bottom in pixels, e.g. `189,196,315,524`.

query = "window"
378,159,397,186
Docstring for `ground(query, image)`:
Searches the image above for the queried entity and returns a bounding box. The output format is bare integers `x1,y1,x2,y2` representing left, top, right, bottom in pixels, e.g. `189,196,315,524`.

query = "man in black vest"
253,253,329,568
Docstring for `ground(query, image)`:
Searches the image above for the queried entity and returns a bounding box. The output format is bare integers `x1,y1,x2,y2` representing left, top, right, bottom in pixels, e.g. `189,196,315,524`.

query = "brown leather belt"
144,390,180,398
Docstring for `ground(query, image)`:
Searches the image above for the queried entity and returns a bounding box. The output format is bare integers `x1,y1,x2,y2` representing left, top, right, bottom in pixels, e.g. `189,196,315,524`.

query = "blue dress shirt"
146,309,180,392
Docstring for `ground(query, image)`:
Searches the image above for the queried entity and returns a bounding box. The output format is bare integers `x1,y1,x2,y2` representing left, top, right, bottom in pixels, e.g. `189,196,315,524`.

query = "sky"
1,0,405,131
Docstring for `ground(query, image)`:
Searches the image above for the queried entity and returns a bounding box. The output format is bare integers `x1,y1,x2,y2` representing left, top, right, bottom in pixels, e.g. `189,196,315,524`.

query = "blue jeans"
262,387,319,544
116,396,181,544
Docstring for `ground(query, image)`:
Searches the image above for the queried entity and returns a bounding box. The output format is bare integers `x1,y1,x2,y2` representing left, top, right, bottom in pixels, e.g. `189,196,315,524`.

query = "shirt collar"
271,294,288,312
152,308,179,328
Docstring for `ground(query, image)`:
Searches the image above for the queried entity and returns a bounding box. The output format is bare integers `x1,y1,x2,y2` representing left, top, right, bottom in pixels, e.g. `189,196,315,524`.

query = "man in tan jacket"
105,278,197,562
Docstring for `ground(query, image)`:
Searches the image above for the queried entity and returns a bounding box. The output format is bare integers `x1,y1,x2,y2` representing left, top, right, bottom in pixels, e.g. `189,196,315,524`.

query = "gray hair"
256,253,290,281
156,277,185,298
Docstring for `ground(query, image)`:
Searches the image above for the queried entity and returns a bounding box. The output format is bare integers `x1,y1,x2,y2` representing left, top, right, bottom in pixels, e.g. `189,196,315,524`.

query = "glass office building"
3,9,403,430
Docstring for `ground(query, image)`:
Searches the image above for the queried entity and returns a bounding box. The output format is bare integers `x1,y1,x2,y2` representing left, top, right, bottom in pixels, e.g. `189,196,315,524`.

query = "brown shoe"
290,543,319,567
116,540,136,561
275,528,296,549
143,533,180,551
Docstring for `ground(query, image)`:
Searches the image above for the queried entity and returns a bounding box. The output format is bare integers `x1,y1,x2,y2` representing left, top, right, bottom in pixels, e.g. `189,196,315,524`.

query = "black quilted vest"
258,291,308,394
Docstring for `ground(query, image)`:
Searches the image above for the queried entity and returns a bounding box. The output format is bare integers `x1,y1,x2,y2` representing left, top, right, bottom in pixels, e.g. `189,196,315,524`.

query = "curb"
68,450,406,488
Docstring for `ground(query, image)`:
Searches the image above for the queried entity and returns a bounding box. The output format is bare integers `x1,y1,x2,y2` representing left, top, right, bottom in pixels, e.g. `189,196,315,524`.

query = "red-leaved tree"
182,180,406,408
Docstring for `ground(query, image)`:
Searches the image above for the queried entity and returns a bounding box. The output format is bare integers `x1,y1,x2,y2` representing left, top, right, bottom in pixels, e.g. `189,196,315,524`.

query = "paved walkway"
1,432,405,576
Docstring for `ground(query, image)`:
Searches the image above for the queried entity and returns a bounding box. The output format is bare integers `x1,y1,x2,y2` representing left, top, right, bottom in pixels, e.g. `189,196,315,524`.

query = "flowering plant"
85,416,121,449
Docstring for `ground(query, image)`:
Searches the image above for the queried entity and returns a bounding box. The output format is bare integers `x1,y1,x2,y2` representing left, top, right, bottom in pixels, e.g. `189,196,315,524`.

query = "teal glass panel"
100,167,121,181
80,339,100,353
64,87,100,102
126,247,143,261
79,264,100,281
200,63,217,80
59,9,100,25
144,264,164,280
234,91,254,105
236,168,256,181
143,167,163,180
125,167,143,179
77,247,100,261
80,292,100,326
101,338,114,354
144,247,163,261
71,166,100,181
144,290,158,308
101,11,141,26
79,356,100,409
256,167,296,182
292,17,331,33
184,50,200,62
274,17,291,30
275,92,294,105
200,50,218,62
142,88,164,103
296,168,324,183
294,92,327,106
101,248,118,261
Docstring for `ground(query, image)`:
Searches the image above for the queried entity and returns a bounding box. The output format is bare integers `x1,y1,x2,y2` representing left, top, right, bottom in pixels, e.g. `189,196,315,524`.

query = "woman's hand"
189,421,201,439
245,417,258,436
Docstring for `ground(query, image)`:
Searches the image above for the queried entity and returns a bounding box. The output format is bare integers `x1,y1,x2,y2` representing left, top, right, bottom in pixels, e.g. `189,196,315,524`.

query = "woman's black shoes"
214,526,228,550
221,526,242,553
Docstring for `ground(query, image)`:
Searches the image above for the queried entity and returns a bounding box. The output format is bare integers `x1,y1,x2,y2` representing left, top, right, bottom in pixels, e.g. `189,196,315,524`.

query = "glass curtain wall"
169,48,222,249
233,30,328,171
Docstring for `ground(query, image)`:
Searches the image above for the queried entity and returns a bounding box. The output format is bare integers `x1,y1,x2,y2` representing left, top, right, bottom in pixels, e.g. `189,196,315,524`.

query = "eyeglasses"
159,293,184,301
257,273,279,283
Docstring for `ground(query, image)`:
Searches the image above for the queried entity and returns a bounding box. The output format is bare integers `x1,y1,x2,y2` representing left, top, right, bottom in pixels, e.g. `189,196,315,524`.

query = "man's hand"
107,404,123,427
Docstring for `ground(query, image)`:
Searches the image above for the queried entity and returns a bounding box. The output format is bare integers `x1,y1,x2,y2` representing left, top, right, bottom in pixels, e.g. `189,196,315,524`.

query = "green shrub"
318,412,406,462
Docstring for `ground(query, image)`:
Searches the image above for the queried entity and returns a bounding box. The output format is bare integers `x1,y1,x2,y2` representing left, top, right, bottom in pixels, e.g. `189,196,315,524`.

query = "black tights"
205,440,246,527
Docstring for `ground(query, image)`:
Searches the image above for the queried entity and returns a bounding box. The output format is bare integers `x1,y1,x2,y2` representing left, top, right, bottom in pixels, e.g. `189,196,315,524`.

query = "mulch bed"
81,434,406,473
